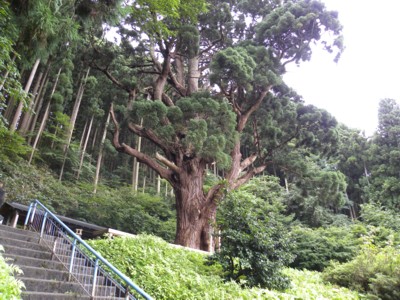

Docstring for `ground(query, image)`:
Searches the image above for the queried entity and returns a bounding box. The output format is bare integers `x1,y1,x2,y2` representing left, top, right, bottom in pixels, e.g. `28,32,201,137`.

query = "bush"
323,232,400,300
88,235,361,299
289,225,359,271
208,176,294,290
0,245,24,299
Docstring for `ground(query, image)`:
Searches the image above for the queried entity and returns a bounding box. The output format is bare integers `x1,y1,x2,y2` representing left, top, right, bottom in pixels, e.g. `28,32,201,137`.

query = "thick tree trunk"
173,160,215,251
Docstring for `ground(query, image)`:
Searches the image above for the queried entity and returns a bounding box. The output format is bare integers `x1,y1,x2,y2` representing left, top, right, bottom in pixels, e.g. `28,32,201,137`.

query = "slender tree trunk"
59,68,90,181
188,56,200,94
28,101,50,164
19,70,44,135
76,115,94,180
28,68,62,163
132,119,143,191
27,71,51,144
65,67,90,148
10,58,40,131
157,175,161,195
93,109,111,193
3,97,15,121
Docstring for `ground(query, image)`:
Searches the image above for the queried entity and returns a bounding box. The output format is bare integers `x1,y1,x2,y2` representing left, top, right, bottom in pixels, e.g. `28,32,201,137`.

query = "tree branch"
110,105,174,182
127,122,172,156
231,165,267,190
238,88,270,132
155,152,180,173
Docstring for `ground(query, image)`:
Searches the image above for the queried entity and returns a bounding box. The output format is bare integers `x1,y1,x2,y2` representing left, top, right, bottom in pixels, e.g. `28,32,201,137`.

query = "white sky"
283,0,400,136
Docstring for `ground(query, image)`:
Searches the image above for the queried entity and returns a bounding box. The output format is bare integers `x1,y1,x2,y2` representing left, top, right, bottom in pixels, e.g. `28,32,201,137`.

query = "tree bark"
187,56,200,94
10,58,41,131
28,68,62,163
18,70,44,135
76,115,94,180
93,109,111,193
27,71,50,144
173,159,216,251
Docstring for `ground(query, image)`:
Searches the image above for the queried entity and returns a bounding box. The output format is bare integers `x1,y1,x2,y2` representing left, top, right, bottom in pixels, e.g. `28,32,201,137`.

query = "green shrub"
0,245,24,299
289,225,359,271
0,128,29,161
360,203,400,232
323,232,400,300
88,235,361,299
208,176,294,290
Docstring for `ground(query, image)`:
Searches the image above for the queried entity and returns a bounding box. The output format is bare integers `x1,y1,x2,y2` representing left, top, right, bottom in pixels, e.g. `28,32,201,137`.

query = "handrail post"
69,238,77,278
91,258,99,298
30,202,37,225
39,211,48,242
24,203,33,229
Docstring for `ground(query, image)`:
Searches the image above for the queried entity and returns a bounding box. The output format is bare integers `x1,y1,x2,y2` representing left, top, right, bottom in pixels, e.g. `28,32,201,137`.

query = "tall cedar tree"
94,0,344,250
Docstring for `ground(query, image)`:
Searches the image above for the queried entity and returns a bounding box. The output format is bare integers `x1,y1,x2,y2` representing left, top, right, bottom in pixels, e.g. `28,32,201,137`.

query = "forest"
1,0,400,299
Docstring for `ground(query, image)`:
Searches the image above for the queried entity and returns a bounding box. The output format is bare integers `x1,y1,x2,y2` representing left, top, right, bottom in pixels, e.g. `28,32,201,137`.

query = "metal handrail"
24,199,153,300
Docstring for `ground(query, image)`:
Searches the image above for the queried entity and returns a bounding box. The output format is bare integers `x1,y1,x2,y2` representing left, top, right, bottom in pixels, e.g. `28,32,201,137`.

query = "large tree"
96,0,344,250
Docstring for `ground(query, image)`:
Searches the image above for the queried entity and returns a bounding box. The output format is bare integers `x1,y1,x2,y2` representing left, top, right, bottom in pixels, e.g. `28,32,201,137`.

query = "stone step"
0,224,40,238
0,235,49,252
18,265,70,281
0,226,40,243
21,291,126,300
19,277,86,294
3,244,52,260
4,253,66,271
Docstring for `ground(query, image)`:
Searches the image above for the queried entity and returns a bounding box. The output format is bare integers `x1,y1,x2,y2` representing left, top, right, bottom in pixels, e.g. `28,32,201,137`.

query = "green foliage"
283,153,348,227
128,0,207,39
256,0,343,63
0,245,24,299
210,47,257,91
366,99,400,210
289,225,359,271
0,0,26,122
72,185,176,242
323,233,400,300
0,128,30,161
132,94,238,169
88,235,361,299
360,203,400,232
209,176,294,290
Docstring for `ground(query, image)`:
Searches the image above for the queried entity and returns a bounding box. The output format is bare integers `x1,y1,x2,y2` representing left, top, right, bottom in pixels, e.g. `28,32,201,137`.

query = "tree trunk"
59,67,90,181
76,115,94,180
19,70,44,135
93,109,111,193
173,159,215,251
10,58,40,131
28,68,62,164
28,100,51,164
27,71,51,144
65,67,90,148
187,56,200,94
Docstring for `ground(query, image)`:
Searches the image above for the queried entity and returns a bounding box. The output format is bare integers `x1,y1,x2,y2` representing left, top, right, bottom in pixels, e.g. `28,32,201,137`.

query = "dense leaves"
209,176,294,289
0,246,24,300
88,235,361,299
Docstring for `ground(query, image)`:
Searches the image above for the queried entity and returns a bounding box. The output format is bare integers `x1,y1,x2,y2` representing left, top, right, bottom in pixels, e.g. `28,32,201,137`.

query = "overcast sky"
283,0,400,136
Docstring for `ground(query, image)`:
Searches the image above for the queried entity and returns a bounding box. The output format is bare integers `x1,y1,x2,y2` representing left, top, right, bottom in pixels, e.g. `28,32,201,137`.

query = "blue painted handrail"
24,199,153,300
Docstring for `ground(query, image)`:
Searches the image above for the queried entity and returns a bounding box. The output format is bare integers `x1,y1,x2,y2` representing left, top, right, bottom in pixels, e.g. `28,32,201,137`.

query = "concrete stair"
0,224,124,300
